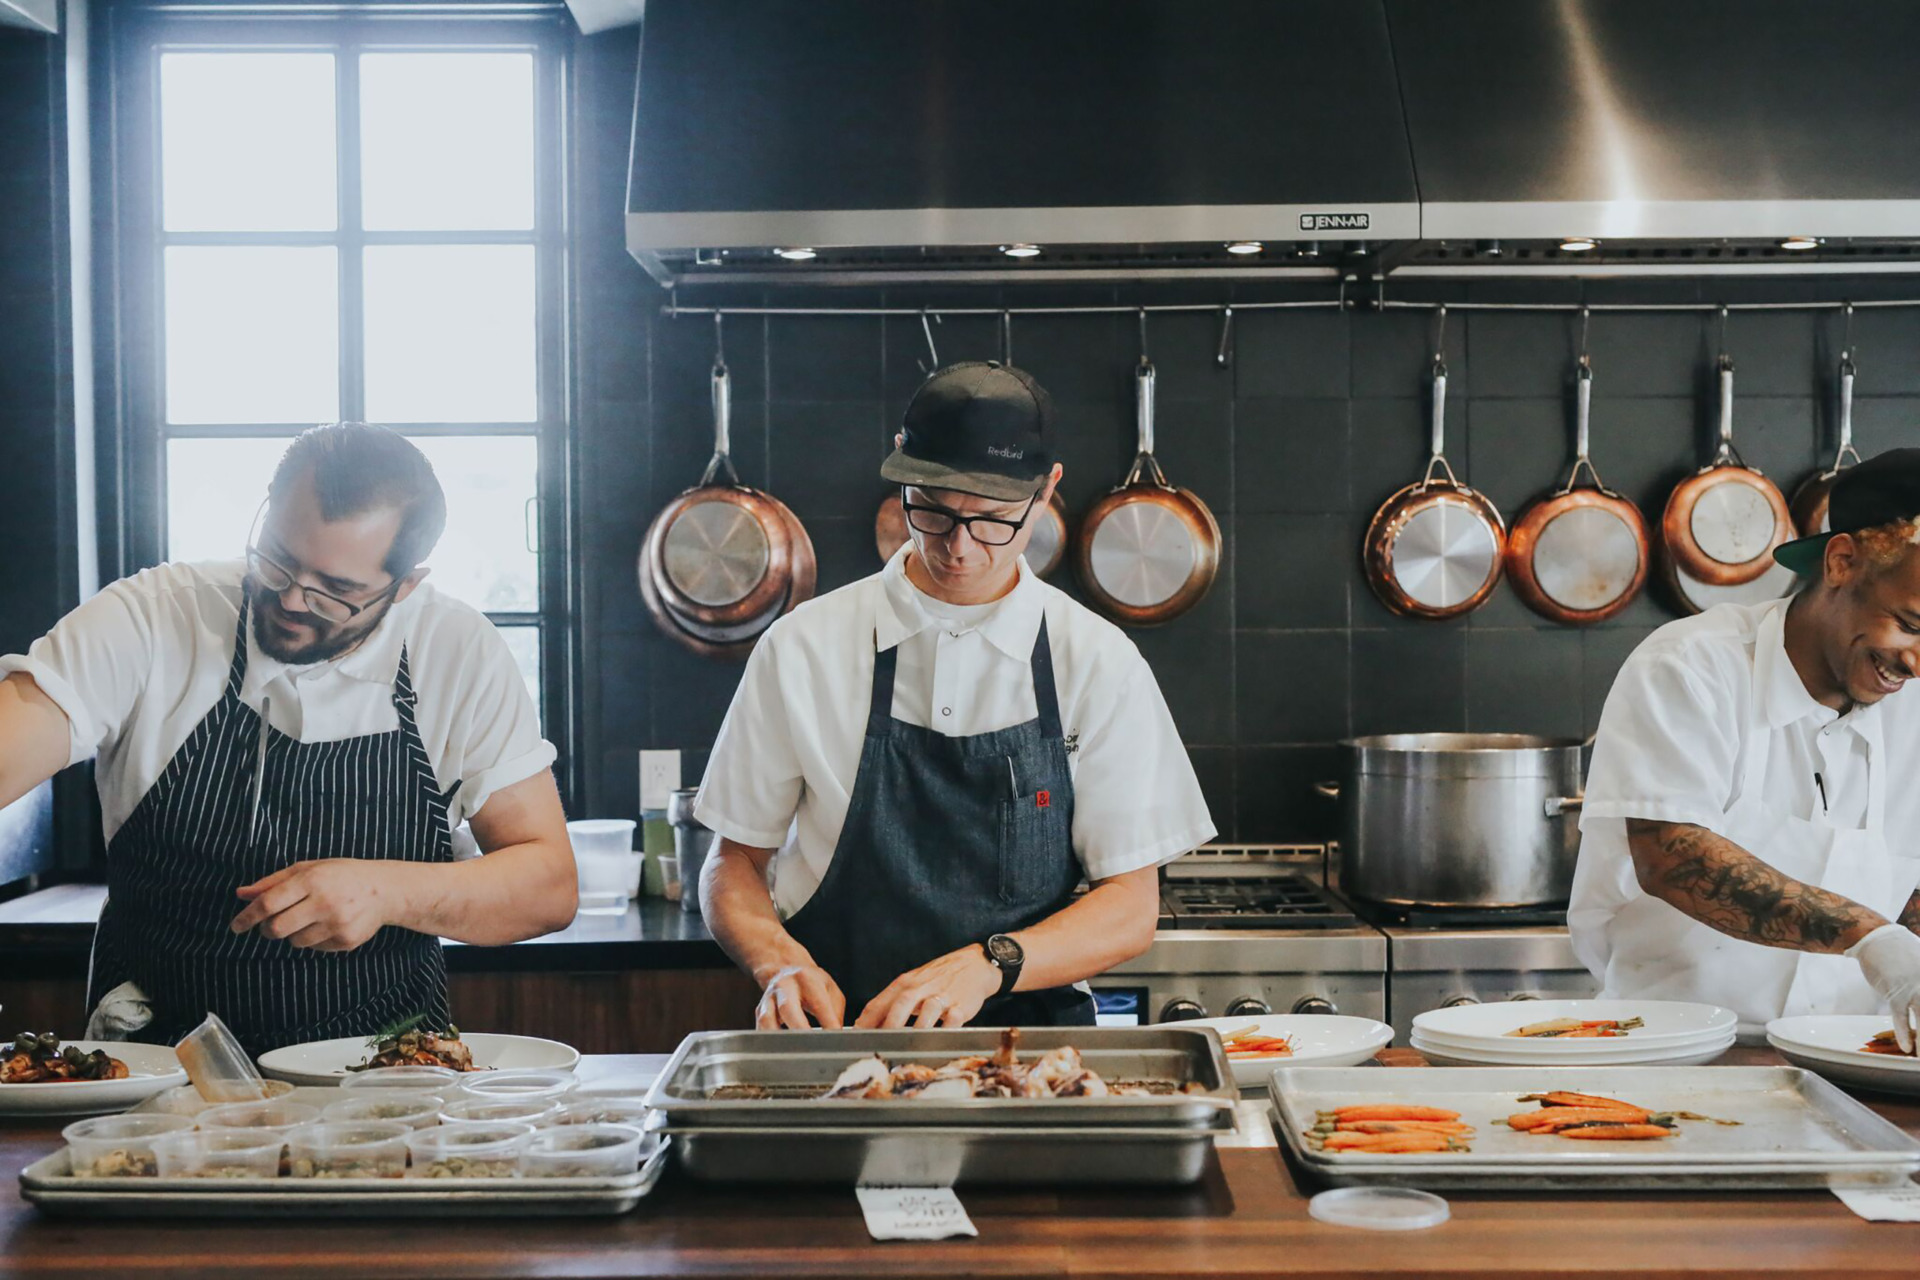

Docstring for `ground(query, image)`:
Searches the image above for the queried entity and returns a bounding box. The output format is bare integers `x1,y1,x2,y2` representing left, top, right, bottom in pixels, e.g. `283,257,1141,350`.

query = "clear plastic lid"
321,1092,446,1129
1308,1187,1451,1232
195,1100,321,1135
174,1012,271,1103
439,1097,563,1127
338,1065,460,1092
456,1070,576,1102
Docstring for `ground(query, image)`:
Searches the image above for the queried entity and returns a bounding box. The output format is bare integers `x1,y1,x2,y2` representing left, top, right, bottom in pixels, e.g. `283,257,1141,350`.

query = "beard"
249,582,388,664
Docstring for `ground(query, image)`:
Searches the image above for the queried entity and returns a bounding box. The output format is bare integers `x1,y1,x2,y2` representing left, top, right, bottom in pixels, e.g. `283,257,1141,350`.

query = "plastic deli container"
151,1128,286,1179
195,1100,322,1137
62,1114,195,1178
566,818,637,857
404,1121,534,1179
320,1092,446,1130
438,1097,563,1128
287,1121,411,1179
520,1124,646,1178
338,1065,460,1093
173,1012,274,1104
570,1075,655,1104
555,1099,651,1128
455,1070,575,1103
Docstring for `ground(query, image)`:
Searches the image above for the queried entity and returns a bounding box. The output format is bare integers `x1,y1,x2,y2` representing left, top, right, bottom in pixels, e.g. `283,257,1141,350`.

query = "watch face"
986,934,1023,968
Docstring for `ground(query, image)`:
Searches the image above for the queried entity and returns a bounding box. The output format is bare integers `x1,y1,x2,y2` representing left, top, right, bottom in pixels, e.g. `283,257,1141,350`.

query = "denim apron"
782,618,1094,1025
86,600,456,1053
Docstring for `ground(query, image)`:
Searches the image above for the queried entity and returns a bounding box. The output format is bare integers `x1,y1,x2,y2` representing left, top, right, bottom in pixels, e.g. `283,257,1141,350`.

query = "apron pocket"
998,792,1070,905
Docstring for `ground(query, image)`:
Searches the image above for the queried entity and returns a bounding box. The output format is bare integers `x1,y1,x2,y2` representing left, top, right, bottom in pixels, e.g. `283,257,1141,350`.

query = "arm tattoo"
1900,890,1920,932
1625,820,1886,954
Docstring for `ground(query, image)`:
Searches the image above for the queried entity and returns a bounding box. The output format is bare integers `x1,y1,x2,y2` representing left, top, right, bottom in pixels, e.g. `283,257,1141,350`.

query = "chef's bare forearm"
701,838,815,982
1901,890,1920,932
391,770,575,944
0,672,71,812
1625,818,1887,953
1002,864,1159,993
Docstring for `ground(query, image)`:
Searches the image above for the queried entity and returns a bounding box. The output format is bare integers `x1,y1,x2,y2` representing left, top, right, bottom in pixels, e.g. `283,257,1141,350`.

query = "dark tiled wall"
570,35,1920,842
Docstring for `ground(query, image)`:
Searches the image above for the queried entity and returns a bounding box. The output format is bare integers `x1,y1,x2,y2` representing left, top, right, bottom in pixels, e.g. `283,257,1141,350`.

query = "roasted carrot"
1518,1091,1642,1111
1318,1130,1454,1153
1325,1104,1462,1123
1329,1120,1476,1136
1508,1106,1651,1131
1555,1124,1672,1141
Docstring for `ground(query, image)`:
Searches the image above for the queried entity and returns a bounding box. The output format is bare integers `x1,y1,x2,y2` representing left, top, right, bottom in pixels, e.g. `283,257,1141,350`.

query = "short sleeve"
0,579,156,766
695,630,804,849
1580,646,1741,835
1069,654,1217,880
437,623,556,827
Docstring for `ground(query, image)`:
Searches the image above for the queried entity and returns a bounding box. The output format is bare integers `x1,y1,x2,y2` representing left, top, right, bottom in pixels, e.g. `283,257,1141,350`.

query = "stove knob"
1290,996,1338,1016
1158,998,1207,1022
1442,996,1480,1008
1512,992,1541,1002
1225,997,1272,1017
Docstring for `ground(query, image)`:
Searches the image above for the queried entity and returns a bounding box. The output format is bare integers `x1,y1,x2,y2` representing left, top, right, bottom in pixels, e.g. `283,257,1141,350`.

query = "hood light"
1780,236,1822,251
1225,241,1264,255
1558,237,1598,252
774,247,817,261
999,243,1043,258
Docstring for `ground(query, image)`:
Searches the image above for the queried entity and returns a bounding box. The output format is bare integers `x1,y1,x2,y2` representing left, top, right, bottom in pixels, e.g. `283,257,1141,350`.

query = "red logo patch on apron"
1036,790,1051,808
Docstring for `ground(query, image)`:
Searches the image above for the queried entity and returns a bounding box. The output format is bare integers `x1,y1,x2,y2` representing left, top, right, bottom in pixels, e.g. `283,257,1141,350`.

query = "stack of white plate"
1410,999,1737,1066
1767,1015,1920,1096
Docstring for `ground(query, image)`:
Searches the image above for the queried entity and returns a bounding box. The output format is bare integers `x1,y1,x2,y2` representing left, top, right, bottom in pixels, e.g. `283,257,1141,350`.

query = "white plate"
256,1033,580,1087
1411,1030,1735,1068
0,1042,187,1117
1765,1015,1920,1066
1411,999,1736,1049
1175,1015,1394,1087
1413,1023,1731,1058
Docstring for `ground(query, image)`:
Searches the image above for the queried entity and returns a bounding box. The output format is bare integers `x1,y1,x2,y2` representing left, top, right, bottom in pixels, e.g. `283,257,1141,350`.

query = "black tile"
1582,626,1658,736
1048,398,1135,516
1184,746,1237,843
1350,308,1467,398
801,516,882,597
767,401,888,523
1145,308,1237,404
768,315,884,402
596,628,655,755
1848,396,1920,460
1726,396,1820,491
1149,397,1233,516
1013,312,1129,403
1464,629,1584,738
1233,398,1350,515
1237,631,1347,745
588,515,653,634
644,627,752,750
1848,308,1920,396
1461,397,1569,515
881,310,1001,406
1235,513,1349,629
652,309,765,407
1584,396,1696,519
1235,745,1342,842
583,316,649,404
1235,309,1351,400
648,397,767,508
1585,312,1711,399
1130,626,1233,744
1351,630,1468,736
1466,310,1581,401
1722,309,1822,399
593,747,640,825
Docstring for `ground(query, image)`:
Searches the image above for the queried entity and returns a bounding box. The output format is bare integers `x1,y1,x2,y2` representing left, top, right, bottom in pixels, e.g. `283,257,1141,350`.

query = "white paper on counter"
1833,1186,1920,1222
856,1186,979,1240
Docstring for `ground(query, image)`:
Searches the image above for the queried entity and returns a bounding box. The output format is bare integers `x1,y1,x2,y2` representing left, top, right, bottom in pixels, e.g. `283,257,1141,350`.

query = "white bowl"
1411,999,1736,1049
1175,1014,1394,1088
1410,1029,1735,1068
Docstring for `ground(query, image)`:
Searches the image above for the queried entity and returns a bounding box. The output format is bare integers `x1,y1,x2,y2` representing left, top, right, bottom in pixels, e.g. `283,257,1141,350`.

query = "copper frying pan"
1364,357,1507,619
1506,359,1650,626
875,489,1071,577
1660,538,1799,617
1791,350,1860,537
641,495,817,661
1661,353,1794,586
1074,353,1221,627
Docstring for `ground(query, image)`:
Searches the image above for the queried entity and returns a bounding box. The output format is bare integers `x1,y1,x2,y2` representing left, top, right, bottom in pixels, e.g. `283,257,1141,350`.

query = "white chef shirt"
1571,596,1918,978
1,560,555,842
696,546,1216,918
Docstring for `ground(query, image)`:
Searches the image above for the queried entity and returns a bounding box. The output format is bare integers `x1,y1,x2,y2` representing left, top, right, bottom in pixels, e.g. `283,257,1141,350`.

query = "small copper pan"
1363,358,1507,620
1506,360,1650,626
1661,354,1793,586
875,489,1071,577
640,489,816,662
1791,351,1860,537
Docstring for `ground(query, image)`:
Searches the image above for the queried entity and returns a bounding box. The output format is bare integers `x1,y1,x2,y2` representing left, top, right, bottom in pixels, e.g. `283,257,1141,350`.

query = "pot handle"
1313,781,1341,800
1544,794,1584,818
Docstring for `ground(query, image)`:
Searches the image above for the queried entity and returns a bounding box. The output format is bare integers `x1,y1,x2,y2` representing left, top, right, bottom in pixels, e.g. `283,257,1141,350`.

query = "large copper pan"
640,496,817,662
1661,354,1793,586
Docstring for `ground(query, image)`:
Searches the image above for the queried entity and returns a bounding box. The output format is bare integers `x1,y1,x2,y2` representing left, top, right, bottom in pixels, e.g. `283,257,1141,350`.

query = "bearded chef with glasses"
0,424,576,1053
697,362,1215,1031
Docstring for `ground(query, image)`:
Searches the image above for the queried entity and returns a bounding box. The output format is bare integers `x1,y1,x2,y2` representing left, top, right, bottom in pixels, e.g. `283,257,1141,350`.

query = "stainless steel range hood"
626,0,1920,286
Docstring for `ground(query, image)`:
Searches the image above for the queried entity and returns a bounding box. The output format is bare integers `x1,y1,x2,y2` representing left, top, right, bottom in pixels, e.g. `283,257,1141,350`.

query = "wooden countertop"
0,1047,1915,1279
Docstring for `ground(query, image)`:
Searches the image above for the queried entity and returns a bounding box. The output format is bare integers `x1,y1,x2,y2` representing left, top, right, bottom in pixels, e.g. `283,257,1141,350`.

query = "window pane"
166,437,284,562
408,435,540,612
363,245,536,423
161,53,337,232
167,434,539,613
165,246,339,425
496,625,542,717
360,52,535,231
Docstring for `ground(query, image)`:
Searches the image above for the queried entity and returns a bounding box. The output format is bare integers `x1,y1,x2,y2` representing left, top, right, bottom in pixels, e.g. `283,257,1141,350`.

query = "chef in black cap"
696,363,1214,1030
1573,448,1920,1048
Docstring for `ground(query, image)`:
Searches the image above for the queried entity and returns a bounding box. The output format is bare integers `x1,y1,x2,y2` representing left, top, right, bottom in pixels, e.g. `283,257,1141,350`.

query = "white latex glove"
1848,924,1920,1052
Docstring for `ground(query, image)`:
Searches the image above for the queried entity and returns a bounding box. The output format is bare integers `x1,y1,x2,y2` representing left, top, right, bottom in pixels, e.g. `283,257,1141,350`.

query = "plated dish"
0,1037,187,1117
1173,1014,1395,1088
257,1033,579,1088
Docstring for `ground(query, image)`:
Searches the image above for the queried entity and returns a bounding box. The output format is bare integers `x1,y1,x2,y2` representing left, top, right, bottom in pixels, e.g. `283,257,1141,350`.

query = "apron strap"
1030,617,1063,741
866,632,898,739
226,596,253,696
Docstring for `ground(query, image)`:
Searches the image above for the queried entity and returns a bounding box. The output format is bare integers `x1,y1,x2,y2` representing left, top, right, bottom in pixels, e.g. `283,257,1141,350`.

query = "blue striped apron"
87,599,454,1053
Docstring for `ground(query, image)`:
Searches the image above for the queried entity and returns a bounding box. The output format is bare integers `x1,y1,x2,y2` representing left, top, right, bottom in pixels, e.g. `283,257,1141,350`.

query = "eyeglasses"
245,546,399,624
900,491,1037,547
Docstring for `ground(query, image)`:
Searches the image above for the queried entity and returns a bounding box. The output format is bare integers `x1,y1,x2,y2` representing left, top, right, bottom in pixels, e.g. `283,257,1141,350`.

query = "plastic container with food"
555,1099,651,1127
438,1097,562,1128
62,1114,195,1178
151,1128,285,1179
404,1121,533,1179
338,1065,460,1093
454,1070,575,1103
151,1079,296,1118
569,1074,655,1104
321,1092,446,1130
520,1123,646,1178
286,1121,411,1179
195,1099,322,1137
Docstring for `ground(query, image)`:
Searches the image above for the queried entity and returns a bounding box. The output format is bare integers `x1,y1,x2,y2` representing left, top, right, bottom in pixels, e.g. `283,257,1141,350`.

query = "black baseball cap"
1775,447,1920,575
880,361,1056,502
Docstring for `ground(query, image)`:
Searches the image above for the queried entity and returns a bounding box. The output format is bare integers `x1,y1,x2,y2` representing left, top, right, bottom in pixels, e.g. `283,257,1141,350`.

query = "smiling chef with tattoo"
1571,449,1920,1048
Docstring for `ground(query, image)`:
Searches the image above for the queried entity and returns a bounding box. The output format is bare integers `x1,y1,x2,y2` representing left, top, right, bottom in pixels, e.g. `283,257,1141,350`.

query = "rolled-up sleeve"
0,581,154,766
1581,647,1740,835
1069,654,1217,881
439,625,556,827
696,630,804,849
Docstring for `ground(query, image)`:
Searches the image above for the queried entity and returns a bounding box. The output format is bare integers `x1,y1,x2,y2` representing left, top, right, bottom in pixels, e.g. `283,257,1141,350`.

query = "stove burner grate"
1158,874,1359,930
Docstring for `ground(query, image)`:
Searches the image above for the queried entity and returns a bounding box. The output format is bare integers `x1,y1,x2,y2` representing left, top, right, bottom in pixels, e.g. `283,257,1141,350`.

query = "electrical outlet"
639,750,682,811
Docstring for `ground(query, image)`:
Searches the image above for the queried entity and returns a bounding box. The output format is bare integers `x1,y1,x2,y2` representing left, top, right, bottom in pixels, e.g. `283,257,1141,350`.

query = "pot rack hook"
711,311,727,375
1215,306,1235,369
917,309,942,374
1137,307,1151,368
1000,310,1013,366
1842,301,1856,364
1431,303,1449,377
1715,304,1730,363
1577,305,1592,371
